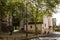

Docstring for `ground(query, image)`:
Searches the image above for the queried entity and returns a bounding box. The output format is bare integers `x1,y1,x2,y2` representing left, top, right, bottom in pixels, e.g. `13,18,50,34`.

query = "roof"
28,22,43,24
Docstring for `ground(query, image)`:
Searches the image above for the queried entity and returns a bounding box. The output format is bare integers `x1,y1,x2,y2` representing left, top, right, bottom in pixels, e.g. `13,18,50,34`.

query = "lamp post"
24,0,29,40
25,1,31,40
25,2,30,40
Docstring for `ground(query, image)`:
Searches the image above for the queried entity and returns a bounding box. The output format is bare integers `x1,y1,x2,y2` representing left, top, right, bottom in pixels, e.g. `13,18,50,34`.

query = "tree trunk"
0,14,3,34
35,18,37,35
0,18,2,34
35,9,38,35
19,20,24,30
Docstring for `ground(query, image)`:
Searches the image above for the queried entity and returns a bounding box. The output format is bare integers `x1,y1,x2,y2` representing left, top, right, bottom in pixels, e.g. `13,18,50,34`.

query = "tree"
0,0,60,34
0,0,7,33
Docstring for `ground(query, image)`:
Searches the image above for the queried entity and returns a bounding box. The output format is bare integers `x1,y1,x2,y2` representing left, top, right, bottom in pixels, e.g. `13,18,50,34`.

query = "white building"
42,15,53,34
20,15,53,34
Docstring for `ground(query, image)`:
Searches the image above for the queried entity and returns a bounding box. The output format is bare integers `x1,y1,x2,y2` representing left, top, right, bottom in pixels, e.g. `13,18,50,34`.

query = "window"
30,25,32,28
21,28,24,30
45,24,46,27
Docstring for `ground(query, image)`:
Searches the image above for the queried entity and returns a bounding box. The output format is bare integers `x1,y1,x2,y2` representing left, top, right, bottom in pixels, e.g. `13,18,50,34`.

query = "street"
0,32,60,40
30,32,60,40
42,32,60,37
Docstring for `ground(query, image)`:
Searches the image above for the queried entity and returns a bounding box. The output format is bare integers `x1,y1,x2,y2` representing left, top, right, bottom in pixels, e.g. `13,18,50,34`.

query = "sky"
52,4,60,26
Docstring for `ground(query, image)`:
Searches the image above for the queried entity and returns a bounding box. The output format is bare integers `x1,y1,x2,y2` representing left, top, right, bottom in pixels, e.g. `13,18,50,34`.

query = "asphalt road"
42,32,60,37
30,32,60,40
0,32,60,40
1,32,60,37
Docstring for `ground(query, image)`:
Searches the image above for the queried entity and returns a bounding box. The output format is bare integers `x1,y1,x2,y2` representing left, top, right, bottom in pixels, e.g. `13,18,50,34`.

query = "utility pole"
25,1,28,40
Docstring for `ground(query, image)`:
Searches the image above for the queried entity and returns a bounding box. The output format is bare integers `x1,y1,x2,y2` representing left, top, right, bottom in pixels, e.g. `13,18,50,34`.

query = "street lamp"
22,0,29,40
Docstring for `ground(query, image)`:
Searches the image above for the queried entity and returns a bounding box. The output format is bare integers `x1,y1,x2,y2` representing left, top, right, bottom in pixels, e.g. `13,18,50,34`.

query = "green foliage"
53,27,60,31
0,0,60,23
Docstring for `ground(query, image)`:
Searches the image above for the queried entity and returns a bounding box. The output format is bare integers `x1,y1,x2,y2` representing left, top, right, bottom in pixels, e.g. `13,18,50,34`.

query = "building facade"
52,18,56,27
22,15,53,34
42,15,53,34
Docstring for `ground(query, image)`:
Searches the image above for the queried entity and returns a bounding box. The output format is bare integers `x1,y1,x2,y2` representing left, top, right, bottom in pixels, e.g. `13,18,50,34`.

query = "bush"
53,27,59,31
1,25,9,32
